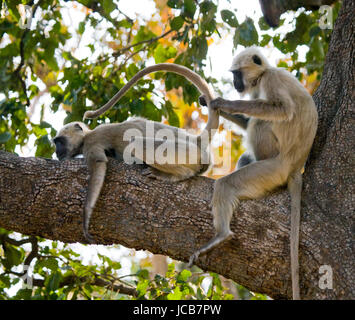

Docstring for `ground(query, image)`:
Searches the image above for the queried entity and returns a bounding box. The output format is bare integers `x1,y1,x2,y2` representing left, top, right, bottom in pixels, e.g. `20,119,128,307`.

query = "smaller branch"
28,275,138,297
114,29,178,71
0,235,33,247
116,7,134,25
23,236,38,267
112,29,174,58
93,278,138,297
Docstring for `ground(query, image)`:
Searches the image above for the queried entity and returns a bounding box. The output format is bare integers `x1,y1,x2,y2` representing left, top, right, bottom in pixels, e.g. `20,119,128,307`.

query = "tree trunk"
0,0,353,300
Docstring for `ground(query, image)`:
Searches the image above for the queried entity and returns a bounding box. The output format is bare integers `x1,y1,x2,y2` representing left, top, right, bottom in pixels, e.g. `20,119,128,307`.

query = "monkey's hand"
210,97,230,111
199,95,207,106
83,228,96,244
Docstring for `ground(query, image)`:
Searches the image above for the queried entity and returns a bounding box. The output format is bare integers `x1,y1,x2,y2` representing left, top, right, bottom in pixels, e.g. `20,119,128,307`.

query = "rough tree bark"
0,0,353,300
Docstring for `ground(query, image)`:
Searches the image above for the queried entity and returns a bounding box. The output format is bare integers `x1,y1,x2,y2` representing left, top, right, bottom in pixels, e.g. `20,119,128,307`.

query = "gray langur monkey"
191,47,318,300
53,63,219,244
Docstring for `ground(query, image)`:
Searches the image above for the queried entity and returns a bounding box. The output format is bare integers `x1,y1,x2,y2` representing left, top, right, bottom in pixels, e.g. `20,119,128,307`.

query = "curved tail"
83,63,219,141
287,171,303,300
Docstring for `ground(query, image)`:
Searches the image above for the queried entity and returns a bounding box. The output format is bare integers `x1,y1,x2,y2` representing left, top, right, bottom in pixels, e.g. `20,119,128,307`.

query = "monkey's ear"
252,55,262,65
74,123,83,131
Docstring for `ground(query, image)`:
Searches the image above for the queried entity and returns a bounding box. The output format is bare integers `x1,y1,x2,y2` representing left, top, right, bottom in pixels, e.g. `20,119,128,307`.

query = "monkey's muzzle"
232,70,245,93
53,136,67,160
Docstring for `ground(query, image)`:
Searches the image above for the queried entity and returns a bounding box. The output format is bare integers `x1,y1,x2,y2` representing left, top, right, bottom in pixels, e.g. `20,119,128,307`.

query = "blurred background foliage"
0,0,339,299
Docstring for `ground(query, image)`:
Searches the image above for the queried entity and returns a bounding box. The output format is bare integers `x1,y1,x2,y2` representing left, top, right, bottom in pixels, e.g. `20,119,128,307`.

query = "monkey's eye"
74,123,83,131
252,55,262,65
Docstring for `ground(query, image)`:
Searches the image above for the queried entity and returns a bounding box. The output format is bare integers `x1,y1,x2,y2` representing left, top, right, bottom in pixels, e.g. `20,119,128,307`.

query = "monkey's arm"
211,97,293,121
220,111,249,130
84,150,108,243
199,95,249,130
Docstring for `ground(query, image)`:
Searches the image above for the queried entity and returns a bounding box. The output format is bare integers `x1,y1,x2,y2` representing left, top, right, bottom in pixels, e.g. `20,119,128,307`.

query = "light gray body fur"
189,47,318,300
53,63,219,245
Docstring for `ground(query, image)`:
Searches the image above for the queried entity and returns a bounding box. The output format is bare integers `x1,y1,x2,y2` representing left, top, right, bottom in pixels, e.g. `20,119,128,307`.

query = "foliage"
0,229,250,300
0,0,340,299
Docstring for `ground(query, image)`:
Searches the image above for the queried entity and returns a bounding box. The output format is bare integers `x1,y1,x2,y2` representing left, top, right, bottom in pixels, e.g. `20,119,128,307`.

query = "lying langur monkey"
53,63,219,244
192,47,318,300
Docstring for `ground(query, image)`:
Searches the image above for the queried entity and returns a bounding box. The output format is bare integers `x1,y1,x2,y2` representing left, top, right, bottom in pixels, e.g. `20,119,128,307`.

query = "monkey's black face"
232,70,245,93
53,136,68,160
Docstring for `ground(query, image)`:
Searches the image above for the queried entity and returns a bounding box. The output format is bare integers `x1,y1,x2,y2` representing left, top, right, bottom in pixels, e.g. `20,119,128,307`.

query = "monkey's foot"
141,167,186,182
83,230,96,244
187,231,234,267
141,167,158,179
188,251,201,268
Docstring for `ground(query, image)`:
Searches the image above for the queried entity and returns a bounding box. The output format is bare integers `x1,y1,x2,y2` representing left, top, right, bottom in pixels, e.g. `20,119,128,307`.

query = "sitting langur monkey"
192,47,318,300
53,63,219,244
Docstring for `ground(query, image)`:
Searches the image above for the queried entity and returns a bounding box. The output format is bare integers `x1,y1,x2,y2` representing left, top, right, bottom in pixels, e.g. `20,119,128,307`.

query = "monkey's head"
230,47,269,96
53,122,90,160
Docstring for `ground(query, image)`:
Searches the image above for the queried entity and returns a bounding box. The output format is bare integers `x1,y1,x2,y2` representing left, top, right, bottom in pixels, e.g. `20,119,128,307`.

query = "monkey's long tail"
83,63,218,141
287,171,303,300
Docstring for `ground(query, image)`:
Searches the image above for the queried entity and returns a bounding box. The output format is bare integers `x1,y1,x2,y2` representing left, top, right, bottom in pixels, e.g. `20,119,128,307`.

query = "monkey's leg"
188,157,288,266
84,153,108,243
137,137,205,181
142,166,196,182
237,152,255,169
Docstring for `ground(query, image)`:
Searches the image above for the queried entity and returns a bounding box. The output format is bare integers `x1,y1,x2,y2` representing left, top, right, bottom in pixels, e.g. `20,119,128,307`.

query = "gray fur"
53,64,219,244
188,47,318,300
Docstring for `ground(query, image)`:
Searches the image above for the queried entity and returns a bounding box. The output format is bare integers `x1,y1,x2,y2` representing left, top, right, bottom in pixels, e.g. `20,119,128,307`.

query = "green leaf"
78,21,85,35
1,245,24,269
35,134,55,158
177,269,191,282
258,17,270,31
45,271,62,293
167,286,182,300
137,269,150,279
142,100,162,122
234,18,258,48
164,101,180,127
221,10,239,28
191,37,208,60
153,44,177,63
309,26,321,38
136,279,149,296
170,16,184,31
182,0,196,19
41,257,59,272
102,0,116,14
167,0,183,9
200,1,217,34
13,289,33,300
260,34,272,47
130,99,144,115
0,132,11,144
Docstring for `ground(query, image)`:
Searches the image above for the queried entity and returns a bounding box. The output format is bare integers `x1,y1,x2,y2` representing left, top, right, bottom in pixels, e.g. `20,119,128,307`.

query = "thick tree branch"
0,0,352,301
0,149,351,300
